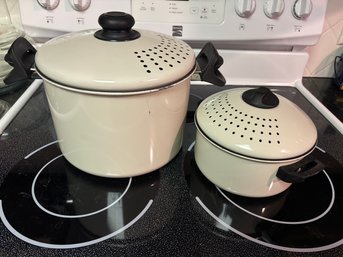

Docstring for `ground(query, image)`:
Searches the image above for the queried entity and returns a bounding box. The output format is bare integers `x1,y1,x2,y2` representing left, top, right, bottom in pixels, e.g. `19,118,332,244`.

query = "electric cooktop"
0,82,342,257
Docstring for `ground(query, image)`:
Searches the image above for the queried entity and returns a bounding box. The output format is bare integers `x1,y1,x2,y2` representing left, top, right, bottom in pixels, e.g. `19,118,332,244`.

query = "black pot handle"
276,149,326,183
94,12,141,41
242,87,279,109
4,37,37,85
196,42,226,87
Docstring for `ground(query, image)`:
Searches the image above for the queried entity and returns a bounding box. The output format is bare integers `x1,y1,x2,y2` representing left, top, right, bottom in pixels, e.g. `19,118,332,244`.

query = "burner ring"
31,154,132,218
215,170,335,225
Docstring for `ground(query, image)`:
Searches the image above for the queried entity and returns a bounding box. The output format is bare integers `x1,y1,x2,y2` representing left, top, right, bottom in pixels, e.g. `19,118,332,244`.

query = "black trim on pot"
35,65,196,96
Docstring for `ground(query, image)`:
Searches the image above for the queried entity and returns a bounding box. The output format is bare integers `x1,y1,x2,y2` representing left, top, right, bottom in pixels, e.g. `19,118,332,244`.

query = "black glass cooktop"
0,82,342,257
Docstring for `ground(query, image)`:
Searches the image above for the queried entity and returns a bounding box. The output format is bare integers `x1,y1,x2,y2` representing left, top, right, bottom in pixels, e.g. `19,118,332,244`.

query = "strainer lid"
35,12,195,92
195,87,318,160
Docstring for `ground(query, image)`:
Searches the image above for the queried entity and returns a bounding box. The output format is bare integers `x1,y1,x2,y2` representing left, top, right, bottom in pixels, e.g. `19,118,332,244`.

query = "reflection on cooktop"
0,141,162,248
184,145,343,252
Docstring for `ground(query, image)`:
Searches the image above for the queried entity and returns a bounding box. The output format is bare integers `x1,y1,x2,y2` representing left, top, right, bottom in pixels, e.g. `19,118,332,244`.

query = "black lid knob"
242,87,279,109
94,12,141,41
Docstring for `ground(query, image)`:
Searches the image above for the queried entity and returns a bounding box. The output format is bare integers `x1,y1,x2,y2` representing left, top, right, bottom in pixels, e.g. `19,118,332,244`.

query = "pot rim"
194,118,317,163
37,65,196,96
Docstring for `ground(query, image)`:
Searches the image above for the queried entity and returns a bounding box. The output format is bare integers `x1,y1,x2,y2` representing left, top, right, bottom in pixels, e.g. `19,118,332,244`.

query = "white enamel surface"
43,77,191,177
35,29,195,92
194,130,293,197
195,88,317,160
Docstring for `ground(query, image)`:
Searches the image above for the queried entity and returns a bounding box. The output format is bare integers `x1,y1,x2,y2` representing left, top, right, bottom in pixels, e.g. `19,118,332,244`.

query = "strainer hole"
259,139,262,143
143,65,148,68
159,67,163,71
146,70,151,73
169,64,173,67
250,137,253,140
268,141,271,144
232,132,235,134
155,63,159,65
277,141,280,144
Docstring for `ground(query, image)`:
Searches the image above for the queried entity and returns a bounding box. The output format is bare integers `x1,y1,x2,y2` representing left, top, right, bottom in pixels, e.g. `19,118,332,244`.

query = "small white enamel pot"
194,87,325,197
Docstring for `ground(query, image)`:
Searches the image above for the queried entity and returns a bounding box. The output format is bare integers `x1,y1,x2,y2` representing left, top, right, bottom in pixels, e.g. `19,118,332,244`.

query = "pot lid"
195,87,318,160
35,12,196,92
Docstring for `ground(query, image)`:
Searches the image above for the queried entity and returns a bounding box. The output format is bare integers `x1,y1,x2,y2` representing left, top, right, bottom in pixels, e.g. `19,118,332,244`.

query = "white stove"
1,0,343,256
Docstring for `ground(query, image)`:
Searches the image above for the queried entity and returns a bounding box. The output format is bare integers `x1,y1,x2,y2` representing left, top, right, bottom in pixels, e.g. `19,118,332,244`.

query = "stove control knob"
36,0,60,10
235,0,256,18
292,0,313,20
263,0,285,19
68,0,91,12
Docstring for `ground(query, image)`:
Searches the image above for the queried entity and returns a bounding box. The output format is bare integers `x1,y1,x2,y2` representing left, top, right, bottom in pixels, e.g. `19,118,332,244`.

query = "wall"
5,0,343,78
304,0,343,77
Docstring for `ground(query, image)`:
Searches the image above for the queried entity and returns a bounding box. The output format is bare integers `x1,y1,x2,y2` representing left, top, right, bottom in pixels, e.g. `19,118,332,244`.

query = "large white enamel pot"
5,12,225,177
194,87,326,198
